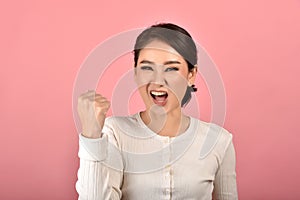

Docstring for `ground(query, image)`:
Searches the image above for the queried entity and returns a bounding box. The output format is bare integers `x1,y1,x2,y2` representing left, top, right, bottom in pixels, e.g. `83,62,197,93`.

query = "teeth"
151,91,167,96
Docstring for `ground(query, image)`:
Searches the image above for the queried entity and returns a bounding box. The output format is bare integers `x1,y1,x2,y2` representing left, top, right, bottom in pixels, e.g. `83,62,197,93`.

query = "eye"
140,66,154,71
165,67,179,72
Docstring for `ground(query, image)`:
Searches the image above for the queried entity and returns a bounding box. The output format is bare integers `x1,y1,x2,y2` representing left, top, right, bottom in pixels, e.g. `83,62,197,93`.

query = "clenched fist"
77,90,110,138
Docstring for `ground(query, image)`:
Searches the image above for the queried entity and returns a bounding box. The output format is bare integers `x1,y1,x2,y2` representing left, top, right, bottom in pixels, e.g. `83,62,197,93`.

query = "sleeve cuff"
78,133,108,161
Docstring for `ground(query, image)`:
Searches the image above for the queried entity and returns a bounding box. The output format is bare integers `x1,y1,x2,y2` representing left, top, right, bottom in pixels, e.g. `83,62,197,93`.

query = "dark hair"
133,22,198,106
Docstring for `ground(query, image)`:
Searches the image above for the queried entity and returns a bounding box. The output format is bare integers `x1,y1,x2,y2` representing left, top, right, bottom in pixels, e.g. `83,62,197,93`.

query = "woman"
76,23,238,200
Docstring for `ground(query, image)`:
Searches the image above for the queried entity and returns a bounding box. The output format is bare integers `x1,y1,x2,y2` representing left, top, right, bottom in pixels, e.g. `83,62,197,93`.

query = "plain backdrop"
1,0,300,199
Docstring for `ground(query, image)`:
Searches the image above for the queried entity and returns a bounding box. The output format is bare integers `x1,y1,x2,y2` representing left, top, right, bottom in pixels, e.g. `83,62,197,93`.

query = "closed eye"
165,67,179,72
140,66,154,71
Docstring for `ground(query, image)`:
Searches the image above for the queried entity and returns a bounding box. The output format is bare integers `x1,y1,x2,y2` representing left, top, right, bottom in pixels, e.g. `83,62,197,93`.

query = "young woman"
76,23,238,200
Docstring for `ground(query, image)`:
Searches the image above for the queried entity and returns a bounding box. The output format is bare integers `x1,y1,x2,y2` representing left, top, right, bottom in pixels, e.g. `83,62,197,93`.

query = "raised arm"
75,90,123,200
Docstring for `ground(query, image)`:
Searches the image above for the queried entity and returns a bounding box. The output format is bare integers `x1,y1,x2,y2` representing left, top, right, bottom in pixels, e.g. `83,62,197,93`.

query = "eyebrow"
139,60,154,65
139,60,181,65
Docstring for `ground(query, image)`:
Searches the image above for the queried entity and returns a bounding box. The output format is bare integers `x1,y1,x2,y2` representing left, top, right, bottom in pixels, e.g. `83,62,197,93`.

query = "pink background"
1,0,300,199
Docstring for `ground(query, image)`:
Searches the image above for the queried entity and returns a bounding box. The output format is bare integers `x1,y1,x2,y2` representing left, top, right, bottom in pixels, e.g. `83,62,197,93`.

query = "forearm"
76,133,123,200
76,159,121,200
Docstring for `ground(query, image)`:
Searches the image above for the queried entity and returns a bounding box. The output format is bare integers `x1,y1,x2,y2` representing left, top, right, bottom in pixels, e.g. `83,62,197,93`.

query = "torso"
102,112,232,200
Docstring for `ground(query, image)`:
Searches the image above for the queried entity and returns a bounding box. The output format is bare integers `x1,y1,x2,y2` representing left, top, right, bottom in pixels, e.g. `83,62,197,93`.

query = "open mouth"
150,90,168,106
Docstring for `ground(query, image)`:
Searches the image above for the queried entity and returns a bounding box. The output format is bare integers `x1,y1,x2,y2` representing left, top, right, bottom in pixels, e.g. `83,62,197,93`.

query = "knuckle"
78,94,84,101
82,97,91,105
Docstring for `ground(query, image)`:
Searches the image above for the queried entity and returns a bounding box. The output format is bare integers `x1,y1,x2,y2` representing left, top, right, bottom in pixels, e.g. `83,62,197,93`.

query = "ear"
188,65,197,85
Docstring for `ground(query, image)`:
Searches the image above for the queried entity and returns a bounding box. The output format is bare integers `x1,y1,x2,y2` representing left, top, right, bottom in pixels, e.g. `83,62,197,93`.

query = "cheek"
135,71,153,87
137,84,147,94
137,85,150,102
165,73,188,99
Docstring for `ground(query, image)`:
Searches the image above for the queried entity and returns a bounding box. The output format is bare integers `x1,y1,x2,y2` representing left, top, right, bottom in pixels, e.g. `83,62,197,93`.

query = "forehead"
138,40,185,64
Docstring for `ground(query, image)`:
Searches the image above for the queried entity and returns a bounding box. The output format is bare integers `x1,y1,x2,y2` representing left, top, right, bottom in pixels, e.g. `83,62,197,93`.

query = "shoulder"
102,114,141,133
104,114,139,126
194,119,233,160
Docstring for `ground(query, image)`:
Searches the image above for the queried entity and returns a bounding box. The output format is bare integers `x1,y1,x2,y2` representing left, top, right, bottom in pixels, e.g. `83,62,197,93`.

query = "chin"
149,101,181,115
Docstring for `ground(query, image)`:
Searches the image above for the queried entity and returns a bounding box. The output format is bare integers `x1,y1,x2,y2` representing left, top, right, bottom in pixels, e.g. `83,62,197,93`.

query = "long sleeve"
75,120,124,200
75,114,239,199
212,140,238,200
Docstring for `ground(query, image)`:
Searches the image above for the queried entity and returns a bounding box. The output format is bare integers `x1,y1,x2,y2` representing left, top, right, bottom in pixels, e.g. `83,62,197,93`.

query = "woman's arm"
212,140,238,200
76,130,123,200
76,91,123,199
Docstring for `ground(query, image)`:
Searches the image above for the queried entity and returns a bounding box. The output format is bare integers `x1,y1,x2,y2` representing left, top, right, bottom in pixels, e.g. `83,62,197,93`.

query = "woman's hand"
77,90,110,138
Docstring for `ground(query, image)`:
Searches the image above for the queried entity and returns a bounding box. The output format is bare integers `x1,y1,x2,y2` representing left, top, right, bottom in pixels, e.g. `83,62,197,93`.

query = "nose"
152,69,166,86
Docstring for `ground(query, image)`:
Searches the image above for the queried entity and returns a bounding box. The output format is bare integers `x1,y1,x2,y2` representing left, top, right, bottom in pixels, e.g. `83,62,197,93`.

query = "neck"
140,107,189,137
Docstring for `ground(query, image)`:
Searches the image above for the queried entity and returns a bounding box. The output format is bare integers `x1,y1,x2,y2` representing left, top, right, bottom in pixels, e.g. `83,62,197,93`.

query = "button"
165,187,171,193
165,173,170,179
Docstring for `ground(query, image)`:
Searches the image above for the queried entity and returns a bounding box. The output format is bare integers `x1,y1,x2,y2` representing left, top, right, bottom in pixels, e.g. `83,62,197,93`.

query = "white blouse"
76,112,238,200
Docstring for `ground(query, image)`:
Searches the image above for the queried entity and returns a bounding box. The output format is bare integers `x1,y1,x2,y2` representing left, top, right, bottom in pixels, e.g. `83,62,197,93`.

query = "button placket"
161,137,171,198
167,137,176,199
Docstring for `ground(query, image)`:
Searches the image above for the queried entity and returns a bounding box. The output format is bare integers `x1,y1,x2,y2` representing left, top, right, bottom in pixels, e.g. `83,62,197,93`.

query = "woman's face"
135,40,197,114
